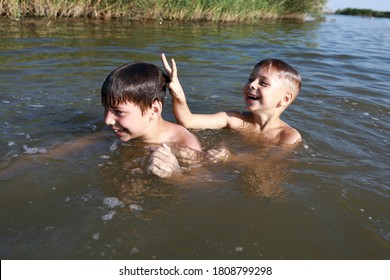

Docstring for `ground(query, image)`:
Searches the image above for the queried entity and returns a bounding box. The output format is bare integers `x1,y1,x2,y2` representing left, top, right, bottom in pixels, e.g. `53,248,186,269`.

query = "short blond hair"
254,58,301,96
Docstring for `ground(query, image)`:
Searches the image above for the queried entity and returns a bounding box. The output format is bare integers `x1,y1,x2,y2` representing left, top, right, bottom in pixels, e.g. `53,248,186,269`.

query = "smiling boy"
161,54,302,146
101,61,203,177
102,61,201,149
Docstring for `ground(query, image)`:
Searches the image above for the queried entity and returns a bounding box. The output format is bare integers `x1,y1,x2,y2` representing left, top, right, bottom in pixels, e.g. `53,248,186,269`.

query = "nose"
249,79,258,89
104,110,115,126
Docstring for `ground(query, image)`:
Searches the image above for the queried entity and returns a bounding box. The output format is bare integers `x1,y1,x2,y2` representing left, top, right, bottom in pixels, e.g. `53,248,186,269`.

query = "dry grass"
0,0,326,21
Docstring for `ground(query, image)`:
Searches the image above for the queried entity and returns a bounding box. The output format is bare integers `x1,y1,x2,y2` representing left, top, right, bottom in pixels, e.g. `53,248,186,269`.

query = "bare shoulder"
225,111,251,129
279,125,302,146
167,122,202,151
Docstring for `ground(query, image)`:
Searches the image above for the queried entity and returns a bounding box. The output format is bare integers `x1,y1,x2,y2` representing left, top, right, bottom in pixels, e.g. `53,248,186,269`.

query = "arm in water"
145,143,230,178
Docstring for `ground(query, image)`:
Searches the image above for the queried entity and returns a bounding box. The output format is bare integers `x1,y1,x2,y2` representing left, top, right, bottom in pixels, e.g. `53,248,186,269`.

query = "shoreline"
0,0,326,22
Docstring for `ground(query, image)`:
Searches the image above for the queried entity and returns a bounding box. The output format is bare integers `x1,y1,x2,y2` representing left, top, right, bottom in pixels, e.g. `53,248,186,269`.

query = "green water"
0,15,389,259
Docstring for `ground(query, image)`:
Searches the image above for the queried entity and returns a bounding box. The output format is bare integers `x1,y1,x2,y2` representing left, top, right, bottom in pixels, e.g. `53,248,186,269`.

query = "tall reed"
0,0,327,21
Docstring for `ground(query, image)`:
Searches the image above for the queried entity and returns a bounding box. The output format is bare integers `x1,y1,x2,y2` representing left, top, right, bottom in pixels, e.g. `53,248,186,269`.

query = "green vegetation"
0,0,326,21
335,8,390,18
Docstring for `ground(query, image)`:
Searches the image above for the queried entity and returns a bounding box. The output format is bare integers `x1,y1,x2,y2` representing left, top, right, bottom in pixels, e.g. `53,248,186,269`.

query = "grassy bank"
0,0,326,21
335,8,390,18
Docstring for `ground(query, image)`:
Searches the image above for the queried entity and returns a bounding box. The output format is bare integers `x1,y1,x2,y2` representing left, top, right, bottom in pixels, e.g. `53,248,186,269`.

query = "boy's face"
243,66,291,112
104,101,151,142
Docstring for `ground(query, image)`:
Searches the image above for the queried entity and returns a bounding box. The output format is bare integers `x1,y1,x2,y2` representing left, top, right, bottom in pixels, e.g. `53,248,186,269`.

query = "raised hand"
161,53,185,98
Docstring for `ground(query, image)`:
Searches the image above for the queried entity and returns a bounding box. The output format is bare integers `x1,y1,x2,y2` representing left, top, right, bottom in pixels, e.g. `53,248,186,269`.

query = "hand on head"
161,53,184,98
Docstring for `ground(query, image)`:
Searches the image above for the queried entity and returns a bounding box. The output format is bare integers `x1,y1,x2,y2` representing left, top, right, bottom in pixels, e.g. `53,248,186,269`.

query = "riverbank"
0,0,326,21
335,8,390,18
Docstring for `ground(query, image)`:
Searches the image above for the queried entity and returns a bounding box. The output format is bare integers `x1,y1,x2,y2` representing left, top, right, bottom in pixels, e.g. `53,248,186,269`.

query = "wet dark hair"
101,62,170,114
254,58,301,93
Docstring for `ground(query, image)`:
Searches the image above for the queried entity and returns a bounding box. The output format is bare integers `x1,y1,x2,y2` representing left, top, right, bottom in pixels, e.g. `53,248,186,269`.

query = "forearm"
171,93,195,127
170,87,228,129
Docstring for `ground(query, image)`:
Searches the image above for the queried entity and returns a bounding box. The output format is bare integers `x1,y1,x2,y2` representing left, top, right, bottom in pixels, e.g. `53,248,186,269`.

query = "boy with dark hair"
102,61,201,149
101,61,203,177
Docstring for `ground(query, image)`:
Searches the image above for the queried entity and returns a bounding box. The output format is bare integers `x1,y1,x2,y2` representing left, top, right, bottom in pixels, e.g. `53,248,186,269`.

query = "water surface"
0,15,389,259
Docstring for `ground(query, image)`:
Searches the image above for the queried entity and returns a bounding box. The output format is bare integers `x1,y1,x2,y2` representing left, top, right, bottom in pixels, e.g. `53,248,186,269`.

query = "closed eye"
260,81,268,86
114,110,125,116
103,106,125,116
248,77,268,86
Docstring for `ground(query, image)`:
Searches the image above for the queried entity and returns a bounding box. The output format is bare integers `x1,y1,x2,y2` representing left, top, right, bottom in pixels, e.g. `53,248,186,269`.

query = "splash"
23,145,47,154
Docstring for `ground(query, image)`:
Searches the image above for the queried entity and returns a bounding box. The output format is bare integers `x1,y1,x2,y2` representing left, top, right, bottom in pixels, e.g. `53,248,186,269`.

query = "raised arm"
161,53,231,130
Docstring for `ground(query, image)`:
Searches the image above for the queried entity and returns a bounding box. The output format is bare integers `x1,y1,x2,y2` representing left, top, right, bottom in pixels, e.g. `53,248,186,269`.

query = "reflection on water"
0,15,389,259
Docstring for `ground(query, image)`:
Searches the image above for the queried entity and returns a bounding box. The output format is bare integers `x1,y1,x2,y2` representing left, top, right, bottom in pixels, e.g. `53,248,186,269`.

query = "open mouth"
112,127,128,135
247,94,260,101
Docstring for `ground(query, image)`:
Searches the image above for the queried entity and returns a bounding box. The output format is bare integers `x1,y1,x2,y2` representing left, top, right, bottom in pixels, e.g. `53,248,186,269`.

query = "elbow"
176,117,194,129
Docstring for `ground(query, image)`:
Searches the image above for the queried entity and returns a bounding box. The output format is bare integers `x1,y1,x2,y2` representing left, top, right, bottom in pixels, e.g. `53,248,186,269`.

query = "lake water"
0,14,389,259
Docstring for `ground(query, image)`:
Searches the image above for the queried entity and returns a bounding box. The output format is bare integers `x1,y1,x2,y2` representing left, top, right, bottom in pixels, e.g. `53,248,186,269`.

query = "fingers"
161,142,170,151
144,145,158,153
170,58,177,77
145,143,179,178
145,144,173,159
147,156,174,178
207,147,230,163
161,53,172,73
151,145,174,160
161,53,178,79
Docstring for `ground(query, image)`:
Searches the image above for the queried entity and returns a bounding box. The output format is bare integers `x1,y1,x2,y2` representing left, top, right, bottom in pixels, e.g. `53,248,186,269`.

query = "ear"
149,99,162,121
277,91,293,108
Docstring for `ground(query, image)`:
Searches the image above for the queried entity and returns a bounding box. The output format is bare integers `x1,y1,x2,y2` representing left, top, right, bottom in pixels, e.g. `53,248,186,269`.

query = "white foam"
101,210,116,221
130,247,139,255
23,145,47,154
129,204,142,211
235,246,244,252
103,197,124,208
110,141,119,151
92,233,100,240
130,168,143,175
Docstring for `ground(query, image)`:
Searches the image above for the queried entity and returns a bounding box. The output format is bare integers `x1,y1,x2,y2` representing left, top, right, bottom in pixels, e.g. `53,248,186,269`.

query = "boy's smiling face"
243,66,291,112
104,101,152,142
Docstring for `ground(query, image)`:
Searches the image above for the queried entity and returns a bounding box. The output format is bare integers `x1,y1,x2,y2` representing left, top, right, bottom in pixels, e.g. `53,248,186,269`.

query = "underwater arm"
145,143,230,179
0,131,112,179
145,143,180,178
